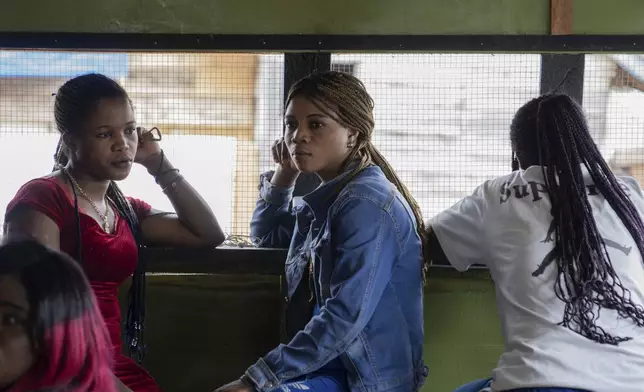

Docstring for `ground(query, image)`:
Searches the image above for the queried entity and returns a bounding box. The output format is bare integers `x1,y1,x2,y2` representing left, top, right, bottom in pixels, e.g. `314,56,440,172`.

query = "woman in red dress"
3,73,226,392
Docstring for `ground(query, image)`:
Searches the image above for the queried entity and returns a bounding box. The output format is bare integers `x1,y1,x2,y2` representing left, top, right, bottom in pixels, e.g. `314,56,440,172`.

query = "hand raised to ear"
270,138,300,188
272,138,298,172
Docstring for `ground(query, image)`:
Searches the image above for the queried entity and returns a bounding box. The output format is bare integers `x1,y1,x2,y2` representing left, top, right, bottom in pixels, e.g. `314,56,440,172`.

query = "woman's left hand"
214,379,255,392
135,127,163,166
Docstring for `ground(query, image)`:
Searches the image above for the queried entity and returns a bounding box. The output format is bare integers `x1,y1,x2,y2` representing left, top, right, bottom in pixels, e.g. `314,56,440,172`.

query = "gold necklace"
63,169,112,233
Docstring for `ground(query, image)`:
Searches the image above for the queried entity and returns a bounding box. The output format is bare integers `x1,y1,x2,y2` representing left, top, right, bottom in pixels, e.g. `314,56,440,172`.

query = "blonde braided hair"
286,71,430,278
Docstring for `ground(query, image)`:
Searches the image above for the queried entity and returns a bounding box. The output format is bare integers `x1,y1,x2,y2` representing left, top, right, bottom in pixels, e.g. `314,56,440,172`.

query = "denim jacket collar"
299,161,364,220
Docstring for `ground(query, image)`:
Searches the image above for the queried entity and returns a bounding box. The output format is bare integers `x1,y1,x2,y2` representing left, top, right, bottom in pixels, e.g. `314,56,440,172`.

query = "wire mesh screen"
0,51,284,237
9,52,633,237
331,54,541,220
583,54,644,182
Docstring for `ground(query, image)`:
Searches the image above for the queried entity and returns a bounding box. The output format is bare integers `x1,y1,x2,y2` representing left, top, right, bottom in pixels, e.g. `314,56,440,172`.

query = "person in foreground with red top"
1,238,117,392
3,73,226,392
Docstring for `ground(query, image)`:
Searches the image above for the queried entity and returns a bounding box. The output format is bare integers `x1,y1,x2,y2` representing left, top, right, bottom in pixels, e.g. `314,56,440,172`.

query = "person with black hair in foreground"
0,238,117,392
429,94,644,392
3,73,225,392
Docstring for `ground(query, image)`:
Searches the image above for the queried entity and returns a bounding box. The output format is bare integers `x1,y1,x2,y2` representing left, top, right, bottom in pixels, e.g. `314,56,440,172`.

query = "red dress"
5,178,162,392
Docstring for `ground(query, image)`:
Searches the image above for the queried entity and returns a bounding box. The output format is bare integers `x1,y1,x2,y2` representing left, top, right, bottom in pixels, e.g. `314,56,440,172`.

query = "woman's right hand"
271,138,300,187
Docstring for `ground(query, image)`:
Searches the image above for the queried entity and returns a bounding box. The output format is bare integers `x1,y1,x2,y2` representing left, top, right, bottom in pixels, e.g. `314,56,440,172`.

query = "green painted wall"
4,0,644,36
122,271,502,392
573,0,644,34
2,0,549,34
4,0,644,35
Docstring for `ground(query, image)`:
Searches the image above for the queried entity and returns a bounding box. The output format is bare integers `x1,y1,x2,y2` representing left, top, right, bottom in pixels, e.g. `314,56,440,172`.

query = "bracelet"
161,175,185,193
148,150,165,177
154,168,180,184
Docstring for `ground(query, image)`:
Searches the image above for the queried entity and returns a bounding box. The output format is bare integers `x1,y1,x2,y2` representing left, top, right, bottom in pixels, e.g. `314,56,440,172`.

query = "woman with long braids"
430,94,644,392
3,73,225,392
215,71,428,392
0,238,116,392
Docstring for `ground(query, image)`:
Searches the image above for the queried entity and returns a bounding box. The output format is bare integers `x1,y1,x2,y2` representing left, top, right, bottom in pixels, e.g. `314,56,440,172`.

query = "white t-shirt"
431,166,644,392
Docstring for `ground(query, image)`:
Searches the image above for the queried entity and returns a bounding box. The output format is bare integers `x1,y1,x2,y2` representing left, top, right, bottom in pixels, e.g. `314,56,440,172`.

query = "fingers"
271,139,281,164
136,127,149,147
140,129,154,142
272,138,291,164
272,138,299,174
279,140,290,163
136,127,163,145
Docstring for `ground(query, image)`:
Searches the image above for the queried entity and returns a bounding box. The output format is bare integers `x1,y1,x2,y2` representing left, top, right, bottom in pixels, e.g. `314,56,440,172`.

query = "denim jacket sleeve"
245,196,401,391
249,172,296,248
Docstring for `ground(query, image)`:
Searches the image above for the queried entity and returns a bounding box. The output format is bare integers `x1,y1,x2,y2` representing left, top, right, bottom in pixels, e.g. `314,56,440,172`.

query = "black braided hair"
511,93,644,345
285,71,429,278
53,73,147,362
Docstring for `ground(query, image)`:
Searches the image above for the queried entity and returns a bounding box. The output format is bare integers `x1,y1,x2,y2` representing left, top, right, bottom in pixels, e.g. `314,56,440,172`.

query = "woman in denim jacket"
215,71,428,392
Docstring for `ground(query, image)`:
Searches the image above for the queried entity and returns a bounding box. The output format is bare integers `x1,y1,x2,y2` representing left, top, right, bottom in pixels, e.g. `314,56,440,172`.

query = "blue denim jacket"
245,165,427,392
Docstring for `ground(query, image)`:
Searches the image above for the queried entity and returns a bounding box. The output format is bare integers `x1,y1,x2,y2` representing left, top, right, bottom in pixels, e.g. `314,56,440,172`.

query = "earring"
347,142,354,148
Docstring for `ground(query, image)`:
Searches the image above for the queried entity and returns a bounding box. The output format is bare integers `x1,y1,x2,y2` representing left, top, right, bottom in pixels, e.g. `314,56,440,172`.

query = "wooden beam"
551,0,573,35
612,64,644,93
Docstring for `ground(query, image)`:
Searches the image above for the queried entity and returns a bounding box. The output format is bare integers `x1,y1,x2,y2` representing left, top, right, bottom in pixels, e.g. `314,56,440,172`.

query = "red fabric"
6,178,162,392
11,309,117,392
